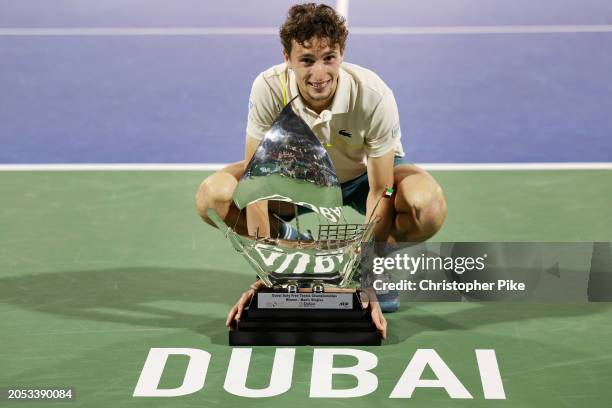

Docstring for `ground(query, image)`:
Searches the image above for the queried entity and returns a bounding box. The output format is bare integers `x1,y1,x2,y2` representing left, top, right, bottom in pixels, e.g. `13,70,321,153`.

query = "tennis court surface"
1,1,611,406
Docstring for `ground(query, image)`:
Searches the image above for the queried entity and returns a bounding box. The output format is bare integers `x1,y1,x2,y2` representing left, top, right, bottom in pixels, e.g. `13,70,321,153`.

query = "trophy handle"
206,208,274,287
206,208,230,234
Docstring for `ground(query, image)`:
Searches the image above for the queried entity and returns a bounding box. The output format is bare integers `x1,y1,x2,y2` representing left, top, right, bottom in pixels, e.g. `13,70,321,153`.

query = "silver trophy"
208,101,382,345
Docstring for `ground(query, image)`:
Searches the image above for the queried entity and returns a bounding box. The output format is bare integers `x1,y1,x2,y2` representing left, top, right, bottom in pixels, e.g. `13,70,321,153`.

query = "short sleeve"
246,73,279,140
364,89,402,157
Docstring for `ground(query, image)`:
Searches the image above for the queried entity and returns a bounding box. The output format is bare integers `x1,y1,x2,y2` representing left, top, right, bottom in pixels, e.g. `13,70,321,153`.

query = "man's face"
284,37,344,112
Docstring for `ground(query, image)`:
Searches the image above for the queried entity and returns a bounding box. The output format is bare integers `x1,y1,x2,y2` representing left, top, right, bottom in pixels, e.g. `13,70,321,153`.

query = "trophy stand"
229,286,381,346
214,216,383,346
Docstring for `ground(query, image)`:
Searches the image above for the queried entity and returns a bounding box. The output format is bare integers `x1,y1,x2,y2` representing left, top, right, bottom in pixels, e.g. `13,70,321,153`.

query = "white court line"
350,25,612,35
0,27,278,36
0,163,610,171
421,163,612,171
336,0,350,24
1,25,612,36
0,163,228,171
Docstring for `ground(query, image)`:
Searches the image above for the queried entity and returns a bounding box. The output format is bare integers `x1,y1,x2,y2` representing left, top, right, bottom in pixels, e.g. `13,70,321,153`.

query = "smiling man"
195,3,447,338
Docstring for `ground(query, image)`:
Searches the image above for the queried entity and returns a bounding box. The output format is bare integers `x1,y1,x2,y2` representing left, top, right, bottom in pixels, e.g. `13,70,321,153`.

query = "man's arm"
361,149,394,340
223,135,267,328
365,148,395,244
244,134,271,237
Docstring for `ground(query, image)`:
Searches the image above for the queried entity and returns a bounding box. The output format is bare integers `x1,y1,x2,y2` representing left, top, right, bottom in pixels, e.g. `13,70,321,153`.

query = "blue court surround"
1,0,611,164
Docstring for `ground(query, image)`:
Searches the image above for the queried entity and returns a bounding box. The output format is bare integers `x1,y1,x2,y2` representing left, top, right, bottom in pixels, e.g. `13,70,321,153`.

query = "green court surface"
1,170,611,407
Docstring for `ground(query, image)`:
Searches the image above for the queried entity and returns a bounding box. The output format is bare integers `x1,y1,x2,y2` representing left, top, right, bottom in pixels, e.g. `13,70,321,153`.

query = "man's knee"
393,169,447,242
414,184,447,240
195,171,238,224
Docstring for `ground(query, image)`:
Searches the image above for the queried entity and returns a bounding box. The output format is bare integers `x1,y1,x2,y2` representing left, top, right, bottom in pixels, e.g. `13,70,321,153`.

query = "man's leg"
195,161,296,236
366,164,445,313
390,164,447,242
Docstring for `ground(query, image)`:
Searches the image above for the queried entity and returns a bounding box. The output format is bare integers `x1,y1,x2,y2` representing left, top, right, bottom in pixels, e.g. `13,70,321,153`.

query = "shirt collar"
287,67,305,113
330,67,350,114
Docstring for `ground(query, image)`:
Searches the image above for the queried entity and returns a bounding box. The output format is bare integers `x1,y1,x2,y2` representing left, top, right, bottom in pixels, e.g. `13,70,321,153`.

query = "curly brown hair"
280,3,348,54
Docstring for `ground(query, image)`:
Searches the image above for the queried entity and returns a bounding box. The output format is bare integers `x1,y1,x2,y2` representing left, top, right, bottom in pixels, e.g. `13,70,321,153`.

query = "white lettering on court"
224,348,295,398
133,348,211,397
309,349,378,398
390,349,472,399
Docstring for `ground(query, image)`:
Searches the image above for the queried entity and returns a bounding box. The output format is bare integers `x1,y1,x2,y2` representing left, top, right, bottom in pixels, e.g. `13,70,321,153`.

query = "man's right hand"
225,280,263,327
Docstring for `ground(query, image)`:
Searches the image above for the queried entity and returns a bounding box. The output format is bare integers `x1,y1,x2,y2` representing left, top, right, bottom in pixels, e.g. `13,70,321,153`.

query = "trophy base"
229,291,381,346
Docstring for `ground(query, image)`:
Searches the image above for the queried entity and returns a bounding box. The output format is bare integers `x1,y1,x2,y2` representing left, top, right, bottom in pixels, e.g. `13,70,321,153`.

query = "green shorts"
279,155,407,220
339,155,407,215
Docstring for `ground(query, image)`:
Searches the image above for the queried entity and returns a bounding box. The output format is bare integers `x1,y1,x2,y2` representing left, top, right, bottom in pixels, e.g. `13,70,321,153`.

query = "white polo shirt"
246,62,405,182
